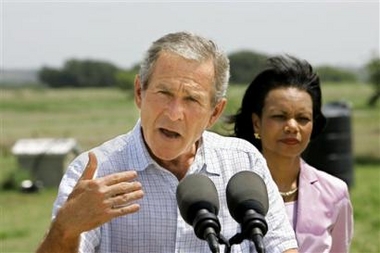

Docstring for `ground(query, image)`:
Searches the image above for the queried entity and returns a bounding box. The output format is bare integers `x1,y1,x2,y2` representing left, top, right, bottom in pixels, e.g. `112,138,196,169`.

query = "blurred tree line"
38,51,379,106
39,59,121,88
365,57,380,106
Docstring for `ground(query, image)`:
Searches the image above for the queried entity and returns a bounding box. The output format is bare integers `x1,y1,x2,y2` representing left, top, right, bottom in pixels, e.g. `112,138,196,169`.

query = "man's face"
135,52,226,164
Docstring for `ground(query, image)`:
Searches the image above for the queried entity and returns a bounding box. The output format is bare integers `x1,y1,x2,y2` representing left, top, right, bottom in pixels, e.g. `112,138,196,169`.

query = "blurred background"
1,1,379,252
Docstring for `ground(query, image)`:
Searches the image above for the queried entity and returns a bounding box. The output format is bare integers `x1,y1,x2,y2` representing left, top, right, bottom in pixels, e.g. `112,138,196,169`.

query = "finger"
80,151,98,181
106,181,143,198
112,203,141,217
111,189,144,209
103,171,138,186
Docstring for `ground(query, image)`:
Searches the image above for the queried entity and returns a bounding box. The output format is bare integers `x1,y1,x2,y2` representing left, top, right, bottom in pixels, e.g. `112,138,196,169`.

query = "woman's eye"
298,116,311,123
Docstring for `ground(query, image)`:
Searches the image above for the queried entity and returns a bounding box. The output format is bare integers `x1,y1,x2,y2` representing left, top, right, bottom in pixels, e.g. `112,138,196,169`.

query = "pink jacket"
295,160,354,253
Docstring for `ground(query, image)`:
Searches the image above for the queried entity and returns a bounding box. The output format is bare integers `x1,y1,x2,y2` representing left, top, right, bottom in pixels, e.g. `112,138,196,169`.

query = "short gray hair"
139,31,230,105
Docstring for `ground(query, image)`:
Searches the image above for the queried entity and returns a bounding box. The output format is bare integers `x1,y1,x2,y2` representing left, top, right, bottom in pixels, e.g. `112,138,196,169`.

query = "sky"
1,0,379,70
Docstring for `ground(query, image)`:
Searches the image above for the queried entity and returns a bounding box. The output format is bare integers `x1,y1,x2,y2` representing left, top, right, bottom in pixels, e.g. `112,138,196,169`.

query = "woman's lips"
280,138,300,145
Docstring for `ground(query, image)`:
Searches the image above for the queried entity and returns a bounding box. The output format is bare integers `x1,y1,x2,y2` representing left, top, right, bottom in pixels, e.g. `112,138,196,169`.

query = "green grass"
0,83,379,252
350,164,380,253
0,88,139,151
0,189,57,252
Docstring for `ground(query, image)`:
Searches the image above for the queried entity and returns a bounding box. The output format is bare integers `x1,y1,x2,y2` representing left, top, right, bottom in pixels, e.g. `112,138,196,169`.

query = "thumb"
80,151,98,180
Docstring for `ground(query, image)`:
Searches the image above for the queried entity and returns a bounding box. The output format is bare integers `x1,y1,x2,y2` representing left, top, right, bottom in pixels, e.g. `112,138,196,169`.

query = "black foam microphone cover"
176,174,222,253
226,170,269,223
176,174,220,224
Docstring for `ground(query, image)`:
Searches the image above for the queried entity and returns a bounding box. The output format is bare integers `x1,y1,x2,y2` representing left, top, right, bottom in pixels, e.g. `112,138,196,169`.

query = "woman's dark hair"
227,54,326,151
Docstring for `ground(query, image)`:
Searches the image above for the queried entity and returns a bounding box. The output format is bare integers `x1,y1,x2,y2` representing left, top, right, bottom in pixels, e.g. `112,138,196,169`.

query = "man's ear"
134,75,142,109
207,98,227,128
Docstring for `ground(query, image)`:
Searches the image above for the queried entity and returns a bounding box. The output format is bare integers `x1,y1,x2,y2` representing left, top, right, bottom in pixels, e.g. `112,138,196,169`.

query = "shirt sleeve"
79,229,101,253
52,152,101,252
330,189,354,253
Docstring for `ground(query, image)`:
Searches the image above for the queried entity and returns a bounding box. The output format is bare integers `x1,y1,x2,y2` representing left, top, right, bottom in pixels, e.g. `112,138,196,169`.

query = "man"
36,32,298,253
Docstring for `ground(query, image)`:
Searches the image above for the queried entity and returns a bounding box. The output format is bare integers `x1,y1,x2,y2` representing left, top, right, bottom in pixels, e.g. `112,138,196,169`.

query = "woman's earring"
254,133,261,139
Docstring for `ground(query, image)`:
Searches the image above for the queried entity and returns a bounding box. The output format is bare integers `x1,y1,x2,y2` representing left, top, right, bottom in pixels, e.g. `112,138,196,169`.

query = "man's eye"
186,96,198,102
158,90,170,96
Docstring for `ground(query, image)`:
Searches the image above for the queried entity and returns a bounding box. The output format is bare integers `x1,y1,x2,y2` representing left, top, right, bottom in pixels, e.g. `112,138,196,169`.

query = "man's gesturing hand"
54,152,144,239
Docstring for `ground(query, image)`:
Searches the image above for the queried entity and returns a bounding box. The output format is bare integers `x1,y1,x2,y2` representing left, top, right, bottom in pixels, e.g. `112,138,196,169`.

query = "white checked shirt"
53,120,297,253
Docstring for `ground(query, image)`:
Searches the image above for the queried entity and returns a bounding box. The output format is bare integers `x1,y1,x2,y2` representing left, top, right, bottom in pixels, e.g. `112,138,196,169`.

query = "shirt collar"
190,132,220,176
131,120,220,176
129,120,155,172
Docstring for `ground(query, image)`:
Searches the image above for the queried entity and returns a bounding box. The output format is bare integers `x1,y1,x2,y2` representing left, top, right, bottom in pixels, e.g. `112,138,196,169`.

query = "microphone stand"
202,231,231,253
218,234,231,253
228,210,268,253
193,210,232,253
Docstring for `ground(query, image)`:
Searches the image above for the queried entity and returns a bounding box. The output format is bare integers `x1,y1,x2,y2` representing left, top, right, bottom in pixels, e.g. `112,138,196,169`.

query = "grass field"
0,83,379,252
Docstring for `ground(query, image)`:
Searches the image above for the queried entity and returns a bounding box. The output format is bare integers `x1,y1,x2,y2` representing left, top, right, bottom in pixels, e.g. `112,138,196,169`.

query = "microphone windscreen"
176,174,219,225
226,171,269,223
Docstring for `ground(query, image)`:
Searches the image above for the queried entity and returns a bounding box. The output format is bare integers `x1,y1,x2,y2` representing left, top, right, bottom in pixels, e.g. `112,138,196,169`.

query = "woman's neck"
264,153,300,192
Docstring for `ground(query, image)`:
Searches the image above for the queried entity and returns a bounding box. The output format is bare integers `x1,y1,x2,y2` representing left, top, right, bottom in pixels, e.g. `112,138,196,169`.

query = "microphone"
226,171,269,253
176,174,221,253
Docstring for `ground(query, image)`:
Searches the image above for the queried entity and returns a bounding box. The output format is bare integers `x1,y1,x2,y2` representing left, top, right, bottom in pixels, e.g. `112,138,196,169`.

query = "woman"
227,55,353,252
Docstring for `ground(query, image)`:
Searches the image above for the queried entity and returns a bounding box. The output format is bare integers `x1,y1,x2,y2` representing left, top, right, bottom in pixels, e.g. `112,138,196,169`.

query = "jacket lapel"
295,160,320,234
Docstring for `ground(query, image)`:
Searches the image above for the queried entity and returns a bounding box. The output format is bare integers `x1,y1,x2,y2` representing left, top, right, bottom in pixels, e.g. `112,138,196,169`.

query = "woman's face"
252,87,313,159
